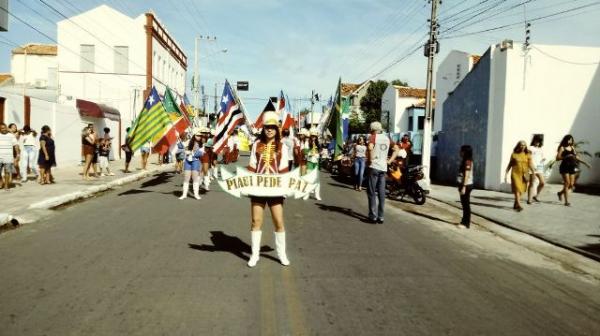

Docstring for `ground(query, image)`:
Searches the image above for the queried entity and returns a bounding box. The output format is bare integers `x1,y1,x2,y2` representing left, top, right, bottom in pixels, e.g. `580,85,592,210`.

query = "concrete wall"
11,54,58,87
493,43,600,188
381,85,397,132
435,50,492,187
434,50,474,132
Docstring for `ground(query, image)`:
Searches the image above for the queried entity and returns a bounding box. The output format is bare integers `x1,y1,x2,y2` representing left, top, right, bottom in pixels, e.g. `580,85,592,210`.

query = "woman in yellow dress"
504,140,534,211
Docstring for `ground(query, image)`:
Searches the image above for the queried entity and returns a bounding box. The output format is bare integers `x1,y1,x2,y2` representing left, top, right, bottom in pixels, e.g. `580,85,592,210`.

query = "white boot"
248,230,262,267
203,176,211,191
314,183,322,201
274,231,290,266
179,182,189,200
192,182,201,200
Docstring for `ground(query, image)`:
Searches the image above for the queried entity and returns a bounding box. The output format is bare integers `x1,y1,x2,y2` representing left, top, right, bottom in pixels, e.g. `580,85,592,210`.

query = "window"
408,116,414,131
114,46,129,74
80,44,95,72
418,116,425,130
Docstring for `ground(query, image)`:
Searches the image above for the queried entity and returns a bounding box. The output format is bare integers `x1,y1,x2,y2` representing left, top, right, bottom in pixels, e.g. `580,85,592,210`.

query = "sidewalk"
0,158,172,226
430,184,600,261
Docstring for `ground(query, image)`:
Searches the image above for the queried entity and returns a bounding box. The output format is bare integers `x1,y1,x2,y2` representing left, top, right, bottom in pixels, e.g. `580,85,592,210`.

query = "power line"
532,46,600,65
441,1,600,38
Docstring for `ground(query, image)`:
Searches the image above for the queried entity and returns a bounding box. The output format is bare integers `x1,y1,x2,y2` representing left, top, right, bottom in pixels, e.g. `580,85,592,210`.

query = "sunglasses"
264,126,278,130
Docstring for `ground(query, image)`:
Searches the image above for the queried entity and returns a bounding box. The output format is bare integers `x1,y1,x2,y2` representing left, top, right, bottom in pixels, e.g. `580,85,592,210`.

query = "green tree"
391,79,408,86
355,80,389,133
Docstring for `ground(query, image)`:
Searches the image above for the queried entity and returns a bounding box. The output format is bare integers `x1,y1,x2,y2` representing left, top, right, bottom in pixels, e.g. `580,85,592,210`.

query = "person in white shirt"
19,125,38,182
527,134,546,204
366,122,398,224
0,123,20,190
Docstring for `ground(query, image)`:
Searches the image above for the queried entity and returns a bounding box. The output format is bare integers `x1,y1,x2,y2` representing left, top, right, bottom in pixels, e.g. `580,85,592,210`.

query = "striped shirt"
0,132,18,162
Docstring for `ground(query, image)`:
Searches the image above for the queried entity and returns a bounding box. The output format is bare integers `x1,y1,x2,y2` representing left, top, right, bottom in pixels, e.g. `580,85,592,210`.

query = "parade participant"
304,127,322,200
556,134,591,206
179,128,204,200
281,129,295,171
367,122,398,224
504,140,534,211
230,131,240,163
527,134,546,204
175,133,187,174
199,127,212,190
295,128,309,176
246,111,291,267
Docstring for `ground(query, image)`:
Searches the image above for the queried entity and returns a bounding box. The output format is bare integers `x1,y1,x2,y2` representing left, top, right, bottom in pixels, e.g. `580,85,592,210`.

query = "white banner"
217,166,319,199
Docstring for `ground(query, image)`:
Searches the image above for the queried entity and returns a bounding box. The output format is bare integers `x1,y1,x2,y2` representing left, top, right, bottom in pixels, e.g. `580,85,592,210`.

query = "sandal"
532,196,540,203
557,191,563,202
565,202,571,207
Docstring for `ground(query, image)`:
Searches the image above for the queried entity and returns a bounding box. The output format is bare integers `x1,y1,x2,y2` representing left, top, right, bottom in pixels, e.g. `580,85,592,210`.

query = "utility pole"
421,0,440,184
213,82,218,127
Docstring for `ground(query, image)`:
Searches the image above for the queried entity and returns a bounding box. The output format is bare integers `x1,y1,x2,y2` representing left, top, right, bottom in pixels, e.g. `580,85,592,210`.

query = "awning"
76,99,121,121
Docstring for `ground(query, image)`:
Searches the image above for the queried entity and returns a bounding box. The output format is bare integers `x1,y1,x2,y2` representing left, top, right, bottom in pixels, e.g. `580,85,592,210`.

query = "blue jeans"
367,168,386,221
354,157,365,187
20,146,38,179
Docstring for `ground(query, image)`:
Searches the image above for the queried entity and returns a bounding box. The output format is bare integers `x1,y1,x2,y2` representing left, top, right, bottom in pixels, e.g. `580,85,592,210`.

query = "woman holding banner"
303,128,322,200
246,111,291,268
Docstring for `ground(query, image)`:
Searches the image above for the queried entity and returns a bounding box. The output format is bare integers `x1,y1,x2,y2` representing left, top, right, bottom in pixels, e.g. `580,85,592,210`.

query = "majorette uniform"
246,133,291,267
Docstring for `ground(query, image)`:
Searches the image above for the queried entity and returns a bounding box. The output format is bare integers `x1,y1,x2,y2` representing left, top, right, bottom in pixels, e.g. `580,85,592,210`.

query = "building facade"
434,50,480,133
380,85,434,134
341,80,372,122
435,41,600,189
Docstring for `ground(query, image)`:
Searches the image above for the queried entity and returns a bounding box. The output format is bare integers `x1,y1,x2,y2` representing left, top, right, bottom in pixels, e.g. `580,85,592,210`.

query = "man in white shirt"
366,121,398,224
0,122,20,190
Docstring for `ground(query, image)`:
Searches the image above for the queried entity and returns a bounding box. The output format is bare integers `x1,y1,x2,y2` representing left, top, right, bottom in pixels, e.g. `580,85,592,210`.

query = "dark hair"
308,135,320,148
8,123,17,129
282,129,290,137
104,127,110,133
513,141,529,154
460,145,473,161
0,122,5,127
530,134,543,147
259,126,281,148
41,125,51,134
23,125,31,132
559,134,574,149
187,135,203,150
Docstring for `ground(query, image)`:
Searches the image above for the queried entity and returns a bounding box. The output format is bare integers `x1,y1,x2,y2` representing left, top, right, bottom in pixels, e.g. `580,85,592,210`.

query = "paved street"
1,166,599,336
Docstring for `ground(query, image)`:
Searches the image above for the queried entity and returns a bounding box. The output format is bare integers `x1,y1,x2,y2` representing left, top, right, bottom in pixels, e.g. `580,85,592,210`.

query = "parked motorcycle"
386,163,426,205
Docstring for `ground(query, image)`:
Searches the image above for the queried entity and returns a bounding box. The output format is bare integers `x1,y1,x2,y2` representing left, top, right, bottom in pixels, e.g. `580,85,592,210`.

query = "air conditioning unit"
500,39,514,52
34,79,48,88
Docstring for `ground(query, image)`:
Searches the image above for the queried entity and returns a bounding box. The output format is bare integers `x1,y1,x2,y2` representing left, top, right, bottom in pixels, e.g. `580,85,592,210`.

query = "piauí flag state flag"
127,87,171,152
152,87,190,153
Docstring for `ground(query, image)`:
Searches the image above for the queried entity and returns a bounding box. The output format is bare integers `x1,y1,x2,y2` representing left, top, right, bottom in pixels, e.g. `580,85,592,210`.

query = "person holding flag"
246,111,291,268
179,128,204,200
303,127,322,200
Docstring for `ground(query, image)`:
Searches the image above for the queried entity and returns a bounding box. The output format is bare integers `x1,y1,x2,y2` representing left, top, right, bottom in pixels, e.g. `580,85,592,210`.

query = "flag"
152,87,190,153
342,96,350,142
213,80,245,154
332,78,344,160
277,90,286,115
127,87,171,152
254,100,276,129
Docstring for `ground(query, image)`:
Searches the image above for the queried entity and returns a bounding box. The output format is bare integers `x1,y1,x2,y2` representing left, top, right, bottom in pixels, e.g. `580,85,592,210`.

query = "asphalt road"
1,166,599,336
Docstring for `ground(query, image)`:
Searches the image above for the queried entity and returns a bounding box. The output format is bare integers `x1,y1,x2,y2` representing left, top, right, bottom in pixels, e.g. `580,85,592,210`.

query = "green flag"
333,78,344,160
127,87,171,152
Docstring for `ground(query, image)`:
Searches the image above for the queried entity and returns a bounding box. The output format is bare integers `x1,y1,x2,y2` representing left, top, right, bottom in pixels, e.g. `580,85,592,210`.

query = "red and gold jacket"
247,140,290,174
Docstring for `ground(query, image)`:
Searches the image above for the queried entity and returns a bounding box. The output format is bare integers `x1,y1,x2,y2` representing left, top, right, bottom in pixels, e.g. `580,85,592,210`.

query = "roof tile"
12,44,57,56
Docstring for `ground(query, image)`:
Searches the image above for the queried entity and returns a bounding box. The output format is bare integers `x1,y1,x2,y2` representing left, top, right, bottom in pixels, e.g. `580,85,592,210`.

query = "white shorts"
98,156,109,169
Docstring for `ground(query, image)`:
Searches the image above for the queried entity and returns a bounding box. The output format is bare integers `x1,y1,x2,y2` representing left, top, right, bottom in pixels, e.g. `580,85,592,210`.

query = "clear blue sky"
1,0,600,119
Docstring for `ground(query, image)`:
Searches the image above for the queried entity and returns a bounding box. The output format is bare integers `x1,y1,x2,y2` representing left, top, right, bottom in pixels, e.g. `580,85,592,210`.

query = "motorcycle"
386,163,426,205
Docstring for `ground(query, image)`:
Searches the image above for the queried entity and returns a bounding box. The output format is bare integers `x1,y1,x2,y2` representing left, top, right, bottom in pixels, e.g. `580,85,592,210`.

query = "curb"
1,165,173,226
429,195,600,263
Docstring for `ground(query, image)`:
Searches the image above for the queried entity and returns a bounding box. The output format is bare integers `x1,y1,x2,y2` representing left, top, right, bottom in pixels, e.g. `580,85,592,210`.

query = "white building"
10,44,58,88
436,41,600,189
434,50,480,132
380,85,434,134
57,4,187,153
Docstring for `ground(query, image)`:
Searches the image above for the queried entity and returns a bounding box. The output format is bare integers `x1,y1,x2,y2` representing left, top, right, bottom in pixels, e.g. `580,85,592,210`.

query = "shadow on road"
315,203,373,224
141,172,174,188
118,189,152,196
473,195,513,202
470,201,513,210
188,231,276,262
